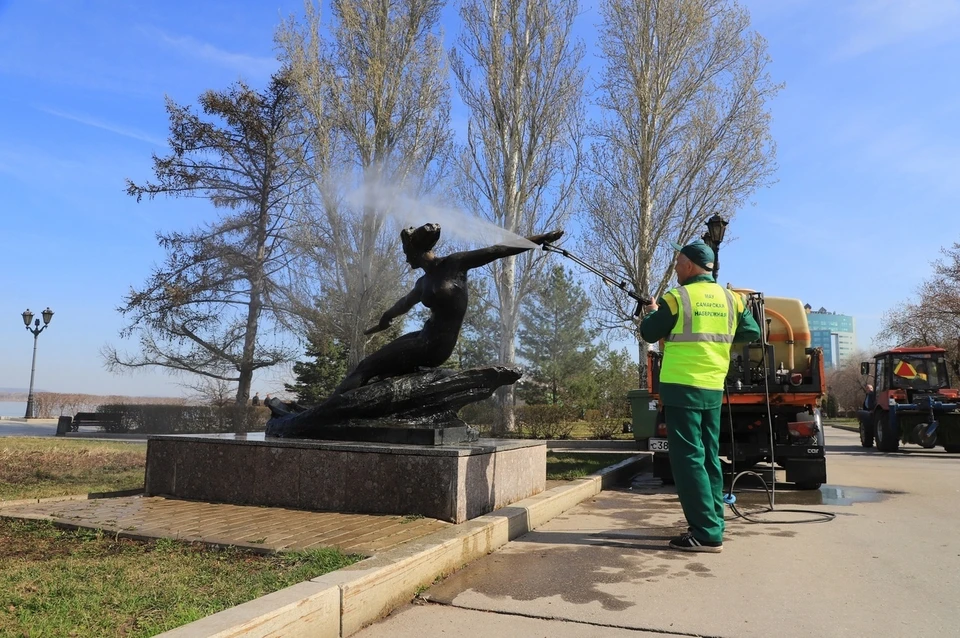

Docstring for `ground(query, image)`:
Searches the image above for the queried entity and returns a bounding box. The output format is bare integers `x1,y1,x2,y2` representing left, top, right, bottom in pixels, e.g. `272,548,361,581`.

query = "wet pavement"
356,426,960,638
729,478,896,507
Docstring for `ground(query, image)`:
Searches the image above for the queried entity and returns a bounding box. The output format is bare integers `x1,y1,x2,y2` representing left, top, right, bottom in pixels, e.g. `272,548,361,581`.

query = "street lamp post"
702,214,728,280
22,307,54,419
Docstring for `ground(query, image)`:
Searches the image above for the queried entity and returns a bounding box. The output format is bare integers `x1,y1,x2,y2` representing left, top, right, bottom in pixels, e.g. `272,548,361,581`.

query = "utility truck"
647,291,828,490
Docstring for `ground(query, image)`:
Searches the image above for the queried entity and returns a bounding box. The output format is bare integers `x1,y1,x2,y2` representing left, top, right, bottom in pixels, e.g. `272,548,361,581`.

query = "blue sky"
1,0,958,398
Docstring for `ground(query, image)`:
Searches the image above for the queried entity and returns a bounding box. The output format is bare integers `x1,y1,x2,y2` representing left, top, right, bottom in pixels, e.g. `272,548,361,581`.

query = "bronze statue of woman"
333,222,563,394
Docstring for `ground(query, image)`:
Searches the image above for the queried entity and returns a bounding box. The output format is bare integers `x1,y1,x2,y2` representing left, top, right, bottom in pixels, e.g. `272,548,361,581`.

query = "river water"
0,401,26,418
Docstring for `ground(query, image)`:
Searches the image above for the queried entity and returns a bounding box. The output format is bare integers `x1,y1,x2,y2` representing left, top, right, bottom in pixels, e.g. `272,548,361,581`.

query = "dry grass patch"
0,438,146,501
0,518,362,638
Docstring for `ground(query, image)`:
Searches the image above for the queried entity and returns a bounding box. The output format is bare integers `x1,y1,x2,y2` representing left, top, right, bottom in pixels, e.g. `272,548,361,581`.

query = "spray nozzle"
723,493,737,505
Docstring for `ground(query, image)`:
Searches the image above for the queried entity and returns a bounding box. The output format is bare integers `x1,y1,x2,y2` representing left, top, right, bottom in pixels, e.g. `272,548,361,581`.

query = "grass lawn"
0,438,147,501
546,452,637,480
0,518,362,638
566,420,635,440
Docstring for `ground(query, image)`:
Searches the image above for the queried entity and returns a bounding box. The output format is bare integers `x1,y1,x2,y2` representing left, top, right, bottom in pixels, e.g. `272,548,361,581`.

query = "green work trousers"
665,405,724,544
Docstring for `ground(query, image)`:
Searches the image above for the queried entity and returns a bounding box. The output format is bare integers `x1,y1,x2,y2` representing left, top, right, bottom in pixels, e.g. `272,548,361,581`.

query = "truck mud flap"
783,457,827,487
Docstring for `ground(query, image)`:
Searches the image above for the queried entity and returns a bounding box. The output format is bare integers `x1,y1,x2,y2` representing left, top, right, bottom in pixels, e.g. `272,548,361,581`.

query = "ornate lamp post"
22,307,54,419
702,214,728,280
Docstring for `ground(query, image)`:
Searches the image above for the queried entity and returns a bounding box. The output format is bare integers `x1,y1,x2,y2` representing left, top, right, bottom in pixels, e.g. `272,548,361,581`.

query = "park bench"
60,412,124,434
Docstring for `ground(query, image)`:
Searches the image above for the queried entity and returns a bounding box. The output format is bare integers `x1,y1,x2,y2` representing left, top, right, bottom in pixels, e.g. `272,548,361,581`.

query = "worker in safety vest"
641,240,761,553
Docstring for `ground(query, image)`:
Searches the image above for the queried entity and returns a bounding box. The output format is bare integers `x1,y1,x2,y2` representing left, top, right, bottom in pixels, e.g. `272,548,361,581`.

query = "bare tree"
878,242,960,378
450,0,585,432
183,377,237,409
275,0,453,369
826,349,873,416
581,0,781,384
105,73,306,404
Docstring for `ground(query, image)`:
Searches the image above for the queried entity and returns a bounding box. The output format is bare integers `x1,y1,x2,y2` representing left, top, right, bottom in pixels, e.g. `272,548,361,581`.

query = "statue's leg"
334,332,424,394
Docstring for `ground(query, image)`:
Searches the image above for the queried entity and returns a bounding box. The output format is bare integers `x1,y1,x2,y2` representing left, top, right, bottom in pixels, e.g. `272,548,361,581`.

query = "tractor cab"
857,346,960,453
860,347,957,407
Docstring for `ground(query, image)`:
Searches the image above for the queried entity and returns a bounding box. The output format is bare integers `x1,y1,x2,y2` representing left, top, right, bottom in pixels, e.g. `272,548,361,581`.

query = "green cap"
670,240,715,271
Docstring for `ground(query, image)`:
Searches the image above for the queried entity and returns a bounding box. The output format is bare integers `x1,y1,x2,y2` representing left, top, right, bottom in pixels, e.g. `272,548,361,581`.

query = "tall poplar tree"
582,0,780,385
451,0,585,431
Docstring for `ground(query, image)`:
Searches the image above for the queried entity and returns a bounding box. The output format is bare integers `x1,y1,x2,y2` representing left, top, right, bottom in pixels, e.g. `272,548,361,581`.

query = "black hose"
726,469,835,524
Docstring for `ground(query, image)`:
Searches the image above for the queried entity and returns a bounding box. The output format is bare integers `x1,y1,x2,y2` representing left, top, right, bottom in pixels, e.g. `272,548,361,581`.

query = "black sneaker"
668,532,722,553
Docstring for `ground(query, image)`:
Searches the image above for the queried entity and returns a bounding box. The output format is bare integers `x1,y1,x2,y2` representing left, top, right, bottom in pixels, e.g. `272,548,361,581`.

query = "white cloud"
38,107,167,146
849,117,960,195
150,29,278,80
837,0,960,57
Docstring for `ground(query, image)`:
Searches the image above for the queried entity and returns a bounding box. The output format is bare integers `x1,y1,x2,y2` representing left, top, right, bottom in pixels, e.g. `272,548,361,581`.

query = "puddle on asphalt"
734,484,900,507
632,471,902,506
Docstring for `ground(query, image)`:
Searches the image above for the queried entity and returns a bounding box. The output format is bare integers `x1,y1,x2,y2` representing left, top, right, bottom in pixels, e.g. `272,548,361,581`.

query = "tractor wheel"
944,444,960,453
859,417,874,448
875,410,900,453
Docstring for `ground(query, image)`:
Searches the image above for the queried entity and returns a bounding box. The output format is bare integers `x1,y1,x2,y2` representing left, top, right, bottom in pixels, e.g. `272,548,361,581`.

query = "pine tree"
592,346,635,417
454,278,502,370
517,266,598,405
284,333,349,405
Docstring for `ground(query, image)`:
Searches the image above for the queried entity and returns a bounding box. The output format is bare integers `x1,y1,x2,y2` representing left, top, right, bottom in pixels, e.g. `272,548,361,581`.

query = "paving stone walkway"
0,496,451,555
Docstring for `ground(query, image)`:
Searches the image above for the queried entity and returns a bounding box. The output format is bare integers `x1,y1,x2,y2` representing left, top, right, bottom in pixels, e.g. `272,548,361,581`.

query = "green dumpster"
627,389,658,445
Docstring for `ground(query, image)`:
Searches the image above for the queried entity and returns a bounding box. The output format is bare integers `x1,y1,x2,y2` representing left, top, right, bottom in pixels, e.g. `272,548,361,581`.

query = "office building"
804,304,856,370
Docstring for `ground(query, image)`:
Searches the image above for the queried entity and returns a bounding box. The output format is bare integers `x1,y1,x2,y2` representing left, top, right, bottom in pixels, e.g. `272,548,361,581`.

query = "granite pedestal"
144,433,546,524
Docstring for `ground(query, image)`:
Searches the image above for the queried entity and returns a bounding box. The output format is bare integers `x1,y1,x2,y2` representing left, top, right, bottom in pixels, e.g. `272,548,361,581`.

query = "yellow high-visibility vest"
660,282,741,390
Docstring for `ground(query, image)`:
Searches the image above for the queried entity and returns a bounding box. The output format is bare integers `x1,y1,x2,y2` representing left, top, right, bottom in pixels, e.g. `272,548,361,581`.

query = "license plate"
648,438,669,452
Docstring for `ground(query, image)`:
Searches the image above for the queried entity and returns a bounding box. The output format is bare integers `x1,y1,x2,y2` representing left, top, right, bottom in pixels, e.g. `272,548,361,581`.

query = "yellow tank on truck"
727,288,813,375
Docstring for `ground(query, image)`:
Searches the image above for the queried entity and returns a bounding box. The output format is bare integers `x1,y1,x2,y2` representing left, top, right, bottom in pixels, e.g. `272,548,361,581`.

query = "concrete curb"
62,432,150,441
155,453,651,638
0,489,144,510
546,439,641,451
827,423,859,433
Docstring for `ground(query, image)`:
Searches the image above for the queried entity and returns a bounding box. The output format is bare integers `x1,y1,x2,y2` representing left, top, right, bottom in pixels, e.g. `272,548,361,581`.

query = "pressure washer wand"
542,242,652,317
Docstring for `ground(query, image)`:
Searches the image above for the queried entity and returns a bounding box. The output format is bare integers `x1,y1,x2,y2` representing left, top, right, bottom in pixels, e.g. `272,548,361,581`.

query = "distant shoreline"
0,392,184,403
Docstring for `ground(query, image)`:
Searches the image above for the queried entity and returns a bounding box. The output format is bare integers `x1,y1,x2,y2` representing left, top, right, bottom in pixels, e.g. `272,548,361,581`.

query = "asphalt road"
357,426,960,638
0,420,141,440
0,419,57,437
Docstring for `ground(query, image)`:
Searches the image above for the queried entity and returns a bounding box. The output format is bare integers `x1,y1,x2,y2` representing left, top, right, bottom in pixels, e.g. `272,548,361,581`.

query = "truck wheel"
859,418,874,448
653,453,675,485
875,410,900,452
944,444,960,453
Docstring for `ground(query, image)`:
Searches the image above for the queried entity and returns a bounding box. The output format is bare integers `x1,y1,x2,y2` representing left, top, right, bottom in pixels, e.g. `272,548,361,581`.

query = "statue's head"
401,223,441,266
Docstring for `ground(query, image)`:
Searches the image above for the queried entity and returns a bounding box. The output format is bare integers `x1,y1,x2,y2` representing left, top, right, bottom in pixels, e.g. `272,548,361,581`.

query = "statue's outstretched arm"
453,230,564,270
364,280,423,335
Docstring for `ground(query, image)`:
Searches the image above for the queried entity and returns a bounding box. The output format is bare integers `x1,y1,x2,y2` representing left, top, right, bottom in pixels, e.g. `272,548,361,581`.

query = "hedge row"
95,404,271,434
515,404,578,439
